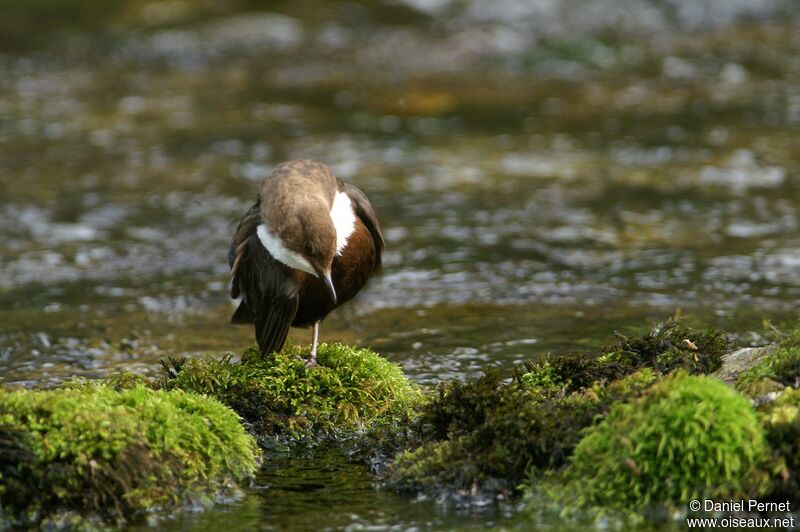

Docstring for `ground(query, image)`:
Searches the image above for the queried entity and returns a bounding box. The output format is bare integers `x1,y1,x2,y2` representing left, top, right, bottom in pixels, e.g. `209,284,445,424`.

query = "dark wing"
229,201,260,300
229,200,298,354
339,180,384,270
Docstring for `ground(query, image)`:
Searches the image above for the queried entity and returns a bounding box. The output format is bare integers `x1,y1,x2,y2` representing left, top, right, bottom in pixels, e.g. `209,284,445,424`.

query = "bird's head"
282,211,338,304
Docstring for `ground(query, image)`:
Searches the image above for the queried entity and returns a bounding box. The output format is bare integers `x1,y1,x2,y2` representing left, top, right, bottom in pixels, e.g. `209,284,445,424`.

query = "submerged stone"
0,384,260,526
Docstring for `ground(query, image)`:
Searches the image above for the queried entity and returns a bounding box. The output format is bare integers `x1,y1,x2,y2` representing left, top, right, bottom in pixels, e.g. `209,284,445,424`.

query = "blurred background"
1,0,799,528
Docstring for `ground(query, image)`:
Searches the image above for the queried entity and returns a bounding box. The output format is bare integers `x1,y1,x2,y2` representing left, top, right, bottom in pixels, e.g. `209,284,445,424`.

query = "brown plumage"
229,160,383,363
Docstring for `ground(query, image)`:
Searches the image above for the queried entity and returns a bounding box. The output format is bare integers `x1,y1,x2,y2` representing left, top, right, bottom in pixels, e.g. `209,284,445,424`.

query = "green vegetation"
734,331,800,500
539,372,769,517
378,320,730,499
0,342,420,525
760,388,800,500
598,319,730,375
1,323,795,525
736,330,800,397
384,369,657,497
0,383,260,525
159,343,422,447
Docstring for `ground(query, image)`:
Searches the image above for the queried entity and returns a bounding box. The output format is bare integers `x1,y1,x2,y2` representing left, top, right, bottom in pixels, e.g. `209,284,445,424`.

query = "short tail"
254,296,298,355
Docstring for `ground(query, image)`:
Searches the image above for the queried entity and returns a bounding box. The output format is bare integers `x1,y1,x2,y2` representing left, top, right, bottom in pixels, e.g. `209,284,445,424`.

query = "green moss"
518,356,633,394
383,368,657,497
737,332,800,397
159,343,422,446
600,319,730,375
101,370,153,390
540,372,768,516
515,320,729,402
0,384,260,525
378,321,727,499
757,387,800,500
516,361,565,390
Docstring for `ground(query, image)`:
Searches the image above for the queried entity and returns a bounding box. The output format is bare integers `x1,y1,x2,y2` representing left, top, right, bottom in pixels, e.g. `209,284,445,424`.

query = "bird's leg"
307,321,320,367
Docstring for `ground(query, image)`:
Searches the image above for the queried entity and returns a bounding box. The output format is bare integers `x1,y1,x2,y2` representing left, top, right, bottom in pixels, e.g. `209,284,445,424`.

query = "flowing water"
1,0,799,528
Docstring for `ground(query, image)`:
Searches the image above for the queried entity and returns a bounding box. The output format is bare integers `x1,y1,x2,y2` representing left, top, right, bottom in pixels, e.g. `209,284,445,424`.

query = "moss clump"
737,331,800,397
0,384,260,525
383,368,657,498
541,372,768,515
517,356,633,394
600,319,730,375
756,388,800,499
514,320,729,400
159,343,422,446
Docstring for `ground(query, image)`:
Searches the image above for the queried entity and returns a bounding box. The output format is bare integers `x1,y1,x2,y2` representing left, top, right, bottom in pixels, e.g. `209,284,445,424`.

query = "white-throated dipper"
229,159,384,365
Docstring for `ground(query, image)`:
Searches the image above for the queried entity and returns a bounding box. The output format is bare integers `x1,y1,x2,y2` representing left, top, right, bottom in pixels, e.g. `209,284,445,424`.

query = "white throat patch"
330,192,356,255
256,224,317,276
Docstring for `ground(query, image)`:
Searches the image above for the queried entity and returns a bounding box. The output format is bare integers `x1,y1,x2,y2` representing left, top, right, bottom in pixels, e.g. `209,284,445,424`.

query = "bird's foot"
291,353,318,367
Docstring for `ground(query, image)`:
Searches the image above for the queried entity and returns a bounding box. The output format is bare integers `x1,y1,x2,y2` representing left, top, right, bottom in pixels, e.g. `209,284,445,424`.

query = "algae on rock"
0,384,260,525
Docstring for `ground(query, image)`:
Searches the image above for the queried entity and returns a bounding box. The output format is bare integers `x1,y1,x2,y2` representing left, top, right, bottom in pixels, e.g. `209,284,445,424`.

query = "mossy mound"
0,384,260,526
159,343,422,447
537,372,768,517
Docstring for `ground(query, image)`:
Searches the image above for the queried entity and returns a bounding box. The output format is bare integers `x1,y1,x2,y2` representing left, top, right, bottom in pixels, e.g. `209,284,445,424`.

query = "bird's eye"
304,242,315,255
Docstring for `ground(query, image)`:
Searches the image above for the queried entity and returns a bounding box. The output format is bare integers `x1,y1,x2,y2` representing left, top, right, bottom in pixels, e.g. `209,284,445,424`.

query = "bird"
228,159,384,365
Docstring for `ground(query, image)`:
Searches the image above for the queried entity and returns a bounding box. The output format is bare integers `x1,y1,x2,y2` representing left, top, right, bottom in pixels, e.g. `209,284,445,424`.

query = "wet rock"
714,345,775,384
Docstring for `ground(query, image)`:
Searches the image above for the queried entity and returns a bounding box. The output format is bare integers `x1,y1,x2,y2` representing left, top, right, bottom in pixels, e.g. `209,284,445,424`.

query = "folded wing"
229,201,299,354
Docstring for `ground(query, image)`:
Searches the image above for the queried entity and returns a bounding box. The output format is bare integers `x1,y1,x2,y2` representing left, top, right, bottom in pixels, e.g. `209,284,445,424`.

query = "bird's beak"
316,268,337,304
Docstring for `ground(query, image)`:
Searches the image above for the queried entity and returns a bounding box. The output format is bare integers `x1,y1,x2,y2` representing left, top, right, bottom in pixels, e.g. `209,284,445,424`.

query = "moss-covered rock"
736,331,800,398
159,343,422,448
0,384,260,526
0,324,769,525
718,328,800,500
374,321,730,501
382,368,657,499
535,372,769,518
760,388,800,500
